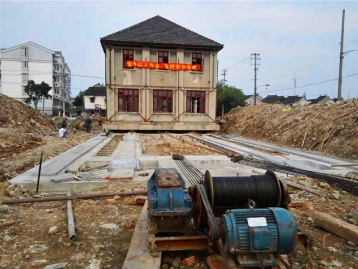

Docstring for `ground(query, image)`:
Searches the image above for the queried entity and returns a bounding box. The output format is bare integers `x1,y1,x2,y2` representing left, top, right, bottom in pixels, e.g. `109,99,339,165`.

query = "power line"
258,72,358,94
261,44,340,81
222,55,251,71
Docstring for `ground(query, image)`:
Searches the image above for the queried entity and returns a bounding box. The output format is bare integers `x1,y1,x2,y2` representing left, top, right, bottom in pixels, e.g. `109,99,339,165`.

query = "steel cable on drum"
210,174,280,208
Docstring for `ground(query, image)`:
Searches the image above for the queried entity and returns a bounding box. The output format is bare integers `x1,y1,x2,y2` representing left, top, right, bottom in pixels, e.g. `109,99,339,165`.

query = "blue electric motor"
147,168,192,232
221,207,297,267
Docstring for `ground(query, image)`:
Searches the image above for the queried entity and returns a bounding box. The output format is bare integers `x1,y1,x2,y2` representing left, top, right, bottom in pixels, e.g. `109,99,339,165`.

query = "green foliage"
73,91,84,108
24,80,52,110
216,82,246,116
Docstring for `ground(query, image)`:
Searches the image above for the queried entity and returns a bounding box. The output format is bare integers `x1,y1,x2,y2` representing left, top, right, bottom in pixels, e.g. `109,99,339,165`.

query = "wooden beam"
284,180,327,197
330,163,358,167
313,211,358,245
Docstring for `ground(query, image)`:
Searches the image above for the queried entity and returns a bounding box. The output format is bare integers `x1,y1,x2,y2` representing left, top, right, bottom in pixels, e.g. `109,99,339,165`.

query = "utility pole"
221,69,227,116
251,53,260,105
291,73,300,96
338,9,345,101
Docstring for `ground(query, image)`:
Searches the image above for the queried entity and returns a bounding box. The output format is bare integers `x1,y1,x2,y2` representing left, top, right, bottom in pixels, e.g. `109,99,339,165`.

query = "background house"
309,95,332,105
0,42,71,115
244,94,263,106
261,95,286,104
83,83,106,118
100,15,223,131
283,95,309,106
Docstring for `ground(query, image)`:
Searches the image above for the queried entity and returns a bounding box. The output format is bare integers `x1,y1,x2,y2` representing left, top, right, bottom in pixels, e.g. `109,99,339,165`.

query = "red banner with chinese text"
126,60,200,71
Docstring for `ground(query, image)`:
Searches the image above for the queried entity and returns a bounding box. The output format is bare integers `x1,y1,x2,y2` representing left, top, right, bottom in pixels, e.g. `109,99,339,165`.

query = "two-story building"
100,16,223,131
83,83,106,118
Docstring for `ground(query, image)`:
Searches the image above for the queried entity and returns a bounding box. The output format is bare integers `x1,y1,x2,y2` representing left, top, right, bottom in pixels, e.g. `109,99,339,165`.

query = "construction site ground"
1,93,358,269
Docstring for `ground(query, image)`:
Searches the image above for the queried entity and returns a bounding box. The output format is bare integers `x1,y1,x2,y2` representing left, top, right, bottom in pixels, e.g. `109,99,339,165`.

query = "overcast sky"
1,0,357,100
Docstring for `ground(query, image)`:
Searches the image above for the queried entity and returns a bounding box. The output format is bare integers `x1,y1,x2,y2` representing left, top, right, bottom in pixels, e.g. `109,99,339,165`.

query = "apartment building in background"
100,16,223,131
0,42,71,115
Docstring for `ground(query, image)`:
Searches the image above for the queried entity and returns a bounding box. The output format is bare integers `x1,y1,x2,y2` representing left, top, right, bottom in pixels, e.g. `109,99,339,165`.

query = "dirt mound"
0,93,94,181
0,93,55,134
219,100,358,160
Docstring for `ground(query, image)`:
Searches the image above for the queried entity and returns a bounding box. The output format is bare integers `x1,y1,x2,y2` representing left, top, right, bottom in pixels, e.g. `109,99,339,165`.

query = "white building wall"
1,42,71,115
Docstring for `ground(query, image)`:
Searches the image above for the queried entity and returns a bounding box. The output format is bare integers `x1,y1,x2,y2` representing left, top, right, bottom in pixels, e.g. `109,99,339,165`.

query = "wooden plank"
122,201,161,269
283,180,327,197
313,211,358,245
331,163,358,167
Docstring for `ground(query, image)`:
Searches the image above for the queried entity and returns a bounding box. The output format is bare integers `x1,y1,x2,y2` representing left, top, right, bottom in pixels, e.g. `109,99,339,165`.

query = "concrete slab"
195,135,354,176
109,169,134,180
109,159,138,170
18,181,111,194
122,201,161,269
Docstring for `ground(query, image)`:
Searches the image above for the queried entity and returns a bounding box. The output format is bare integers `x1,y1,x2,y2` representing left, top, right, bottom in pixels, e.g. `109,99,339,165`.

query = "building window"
22,61,28,68
123,49,134,68
186,91,206,113
21,73,28,82
192,53,203,71
22,86,26,94
54,65,60,71
118,89,139,112
153,90,173,113
21,47,29,57
90,97,95,103
158,51,169,70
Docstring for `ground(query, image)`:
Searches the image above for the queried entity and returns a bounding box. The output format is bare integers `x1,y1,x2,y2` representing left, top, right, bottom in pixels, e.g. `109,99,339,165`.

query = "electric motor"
221,207,297,255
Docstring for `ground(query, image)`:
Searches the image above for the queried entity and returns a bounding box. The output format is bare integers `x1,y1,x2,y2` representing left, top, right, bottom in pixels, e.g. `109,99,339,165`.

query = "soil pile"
0,93,94,181
219,100,358,160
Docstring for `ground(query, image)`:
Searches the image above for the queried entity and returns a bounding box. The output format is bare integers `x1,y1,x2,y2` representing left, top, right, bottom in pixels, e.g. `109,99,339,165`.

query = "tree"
73,91,84,107
24,80,52,110
216,82,246,116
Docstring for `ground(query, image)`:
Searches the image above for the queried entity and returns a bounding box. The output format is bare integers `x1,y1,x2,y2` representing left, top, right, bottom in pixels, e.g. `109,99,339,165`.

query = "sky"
1,0,358,100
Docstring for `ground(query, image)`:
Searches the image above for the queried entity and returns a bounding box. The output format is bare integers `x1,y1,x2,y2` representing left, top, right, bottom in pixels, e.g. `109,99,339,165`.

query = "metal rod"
1,190,147,205
67,191,76,240
277,256,292,269
36,151,43,193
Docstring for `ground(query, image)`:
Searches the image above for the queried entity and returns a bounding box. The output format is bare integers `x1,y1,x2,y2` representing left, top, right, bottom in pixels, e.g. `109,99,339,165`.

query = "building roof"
309,95,331,104
244,95,254,100
261,95,286,104
101,15,223,51
332,97,344,102
0,41,54,54
283,95,304,104
84,84,105,96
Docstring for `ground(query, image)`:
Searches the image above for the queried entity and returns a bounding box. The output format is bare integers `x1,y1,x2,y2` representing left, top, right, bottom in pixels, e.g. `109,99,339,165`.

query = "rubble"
0,94,95,182
219,102,358,160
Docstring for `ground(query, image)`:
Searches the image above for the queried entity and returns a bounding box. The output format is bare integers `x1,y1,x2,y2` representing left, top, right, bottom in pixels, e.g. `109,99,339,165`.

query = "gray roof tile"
101,15,223,49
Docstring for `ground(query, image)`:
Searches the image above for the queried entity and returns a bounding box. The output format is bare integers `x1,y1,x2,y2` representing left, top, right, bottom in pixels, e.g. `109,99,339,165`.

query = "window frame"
21,73,28,82
89,97,95,103
123,49,134,69
186,91,206,114
118,89,139,112
192,53,203,71
158,51,169,70
22,61,28,68
21,47,28,57
153,90,173,113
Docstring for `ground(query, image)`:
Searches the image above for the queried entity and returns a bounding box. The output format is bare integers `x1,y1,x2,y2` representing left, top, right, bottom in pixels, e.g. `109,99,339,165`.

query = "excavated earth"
1,93,358,268
219,101,358,161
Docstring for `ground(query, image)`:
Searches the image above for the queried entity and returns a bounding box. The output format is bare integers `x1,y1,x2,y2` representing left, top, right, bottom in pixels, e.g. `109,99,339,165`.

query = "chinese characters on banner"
126,60,200,71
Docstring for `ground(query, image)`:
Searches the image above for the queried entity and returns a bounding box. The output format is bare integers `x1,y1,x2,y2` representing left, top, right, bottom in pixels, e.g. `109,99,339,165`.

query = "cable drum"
204,170,282,208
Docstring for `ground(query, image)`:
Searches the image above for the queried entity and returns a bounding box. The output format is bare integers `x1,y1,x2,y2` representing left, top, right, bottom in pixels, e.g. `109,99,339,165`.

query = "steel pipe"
1,190,147,205
67,191,76,240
